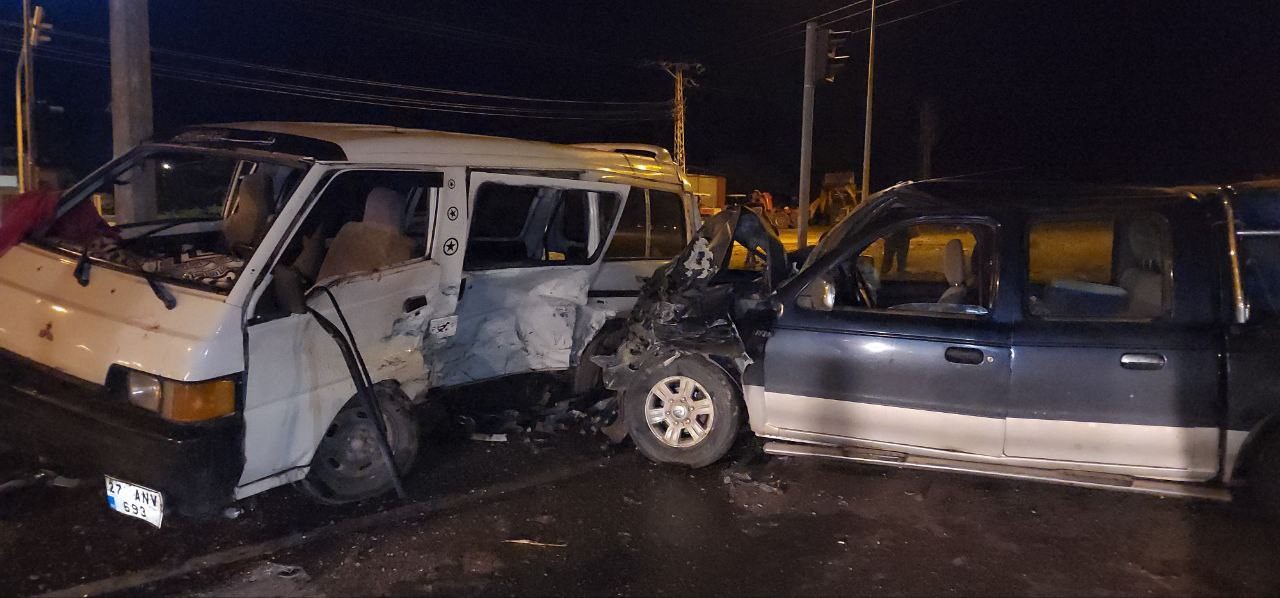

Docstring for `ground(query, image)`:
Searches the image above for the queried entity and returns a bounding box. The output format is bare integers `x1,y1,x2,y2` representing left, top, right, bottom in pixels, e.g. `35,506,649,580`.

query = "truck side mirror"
796,276,835,311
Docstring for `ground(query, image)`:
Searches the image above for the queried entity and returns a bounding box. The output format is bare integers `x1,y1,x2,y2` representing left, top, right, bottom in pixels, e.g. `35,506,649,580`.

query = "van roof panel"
184,121,685,187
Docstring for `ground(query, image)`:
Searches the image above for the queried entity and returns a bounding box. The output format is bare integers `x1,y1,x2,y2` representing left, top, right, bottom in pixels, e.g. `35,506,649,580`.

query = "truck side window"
464,182,619,270
1242,237,1280,317
801,221,997,316
1026,214,1170,320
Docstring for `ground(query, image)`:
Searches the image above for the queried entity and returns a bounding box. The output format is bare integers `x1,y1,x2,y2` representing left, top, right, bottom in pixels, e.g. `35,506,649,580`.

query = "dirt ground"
3,428,1278,597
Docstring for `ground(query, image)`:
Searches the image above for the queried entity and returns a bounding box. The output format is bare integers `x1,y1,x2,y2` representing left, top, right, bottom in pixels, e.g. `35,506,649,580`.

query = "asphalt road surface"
3,427,1279,597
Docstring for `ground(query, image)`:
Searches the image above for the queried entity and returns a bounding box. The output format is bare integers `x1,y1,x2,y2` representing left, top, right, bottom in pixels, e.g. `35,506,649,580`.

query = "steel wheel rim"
645,375,715,448
316,408,397,481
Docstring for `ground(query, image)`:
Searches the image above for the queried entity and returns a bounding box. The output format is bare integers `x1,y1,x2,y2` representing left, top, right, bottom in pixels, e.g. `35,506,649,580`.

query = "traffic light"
813,28,850,84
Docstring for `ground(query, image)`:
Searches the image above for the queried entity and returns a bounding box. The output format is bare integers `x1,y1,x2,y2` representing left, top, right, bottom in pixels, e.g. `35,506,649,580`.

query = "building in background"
687,171,726,217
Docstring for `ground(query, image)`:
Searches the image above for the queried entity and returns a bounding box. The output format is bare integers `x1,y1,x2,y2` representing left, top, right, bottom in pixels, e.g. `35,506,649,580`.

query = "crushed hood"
595,206,786,393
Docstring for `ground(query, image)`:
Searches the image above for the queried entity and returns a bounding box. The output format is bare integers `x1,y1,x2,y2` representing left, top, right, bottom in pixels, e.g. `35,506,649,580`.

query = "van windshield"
39,147,305,294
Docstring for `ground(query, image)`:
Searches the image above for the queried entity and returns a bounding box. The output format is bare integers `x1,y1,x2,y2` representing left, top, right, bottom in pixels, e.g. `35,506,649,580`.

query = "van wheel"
1245,433,1280,521
623,355,741,468
300,383,419,505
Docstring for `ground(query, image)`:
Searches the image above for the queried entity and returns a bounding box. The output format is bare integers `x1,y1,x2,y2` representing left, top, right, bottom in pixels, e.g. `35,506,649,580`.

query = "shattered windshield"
40,147,305,294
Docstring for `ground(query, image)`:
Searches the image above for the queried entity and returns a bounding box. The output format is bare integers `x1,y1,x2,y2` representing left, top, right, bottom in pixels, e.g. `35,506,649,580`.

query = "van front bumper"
0,350,244,518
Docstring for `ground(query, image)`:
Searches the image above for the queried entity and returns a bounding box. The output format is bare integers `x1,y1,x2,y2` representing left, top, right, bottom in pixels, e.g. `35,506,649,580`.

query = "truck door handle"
945,347,984,365
1120,353,1166,370
403,295,427,312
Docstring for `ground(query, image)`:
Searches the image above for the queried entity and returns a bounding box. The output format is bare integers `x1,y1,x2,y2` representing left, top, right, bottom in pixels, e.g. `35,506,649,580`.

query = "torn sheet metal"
433,266,606,387
595,206,787,403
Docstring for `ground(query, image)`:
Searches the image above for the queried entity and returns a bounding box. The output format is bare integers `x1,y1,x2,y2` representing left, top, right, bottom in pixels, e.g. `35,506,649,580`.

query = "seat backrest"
223,172,272,254
316,187,415,281
937,238,969,304
1117,217,1165,318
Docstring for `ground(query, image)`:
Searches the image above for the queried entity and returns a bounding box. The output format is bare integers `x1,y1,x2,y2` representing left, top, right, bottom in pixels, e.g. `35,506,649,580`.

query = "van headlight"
120,369,237,422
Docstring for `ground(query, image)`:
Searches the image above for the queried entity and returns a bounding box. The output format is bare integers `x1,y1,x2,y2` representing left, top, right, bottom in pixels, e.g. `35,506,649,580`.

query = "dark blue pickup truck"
598,179,1280,516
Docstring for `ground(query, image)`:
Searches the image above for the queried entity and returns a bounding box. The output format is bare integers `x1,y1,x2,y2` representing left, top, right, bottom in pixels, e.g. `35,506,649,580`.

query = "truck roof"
177,121,685,188
885,179,1202,212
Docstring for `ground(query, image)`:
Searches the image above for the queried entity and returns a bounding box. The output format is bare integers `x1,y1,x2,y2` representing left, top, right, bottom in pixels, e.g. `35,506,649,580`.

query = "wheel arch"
1232,413,1280,483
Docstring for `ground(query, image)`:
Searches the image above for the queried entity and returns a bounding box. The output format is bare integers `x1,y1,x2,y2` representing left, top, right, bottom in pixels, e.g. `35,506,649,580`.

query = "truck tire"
299,383,419,505
623,355,742,468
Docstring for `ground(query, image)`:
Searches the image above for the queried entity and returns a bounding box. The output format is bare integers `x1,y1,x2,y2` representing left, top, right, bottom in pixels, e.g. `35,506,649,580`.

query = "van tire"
623,355,741,468
299,383,419,505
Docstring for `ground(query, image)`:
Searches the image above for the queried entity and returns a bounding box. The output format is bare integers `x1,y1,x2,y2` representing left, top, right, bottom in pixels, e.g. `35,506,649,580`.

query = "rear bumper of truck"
0,349,244,517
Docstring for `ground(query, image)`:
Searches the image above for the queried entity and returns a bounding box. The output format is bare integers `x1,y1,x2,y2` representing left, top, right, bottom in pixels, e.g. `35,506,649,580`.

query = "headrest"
943,238,966,285
223,172,272,250
362,187,406,231
1127,217,1164,266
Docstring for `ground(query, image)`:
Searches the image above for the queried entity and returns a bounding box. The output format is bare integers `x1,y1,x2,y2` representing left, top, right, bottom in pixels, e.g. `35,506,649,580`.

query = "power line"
276,0,637,67
0,20,667,107
0,42,671,121
718,0,962,71
699,1,872,64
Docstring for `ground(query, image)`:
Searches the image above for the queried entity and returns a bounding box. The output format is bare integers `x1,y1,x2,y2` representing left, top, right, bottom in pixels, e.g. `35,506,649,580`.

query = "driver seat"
937,238,969,304
222,172,272,257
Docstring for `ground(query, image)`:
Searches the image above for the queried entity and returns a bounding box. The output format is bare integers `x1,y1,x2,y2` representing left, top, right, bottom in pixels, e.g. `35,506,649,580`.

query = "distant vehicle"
0,122,696,526
598,179,1280,517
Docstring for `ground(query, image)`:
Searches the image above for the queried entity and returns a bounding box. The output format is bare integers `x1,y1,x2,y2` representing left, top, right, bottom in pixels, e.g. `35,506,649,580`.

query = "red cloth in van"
0,189,59,257
0,191,116,258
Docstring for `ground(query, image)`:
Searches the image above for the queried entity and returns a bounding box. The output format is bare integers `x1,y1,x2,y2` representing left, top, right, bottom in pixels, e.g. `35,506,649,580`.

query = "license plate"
105,476,164,528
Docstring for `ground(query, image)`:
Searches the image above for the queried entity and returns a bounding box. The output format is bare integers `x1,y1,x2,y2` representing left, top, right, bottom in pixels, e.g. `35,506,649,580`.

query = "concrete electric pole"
14,0,50,192
860,0,878,204
109,0,155,221
658,62,702,173
797,22,818,249
797,23,850,249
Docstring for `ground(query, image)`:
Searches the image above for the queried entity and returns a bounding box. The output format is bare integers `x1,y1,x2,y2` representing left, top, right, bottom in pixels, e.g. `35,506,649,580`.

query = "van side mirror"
795,276,835,311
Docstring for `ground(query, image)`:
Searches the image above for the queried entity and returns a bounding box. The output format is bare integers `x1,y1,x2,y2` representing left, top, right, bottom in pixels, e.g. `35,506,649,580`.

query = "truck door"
432,173,629,387
1005,208,1221,479
239,167,466,491
762,217,1010,456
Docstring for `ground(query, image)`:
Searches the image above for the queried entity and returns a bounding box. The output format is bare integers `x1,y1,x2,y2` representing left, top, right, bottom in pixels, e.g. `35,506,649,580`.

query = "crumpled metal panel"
434,266,604,387
595,206,785,395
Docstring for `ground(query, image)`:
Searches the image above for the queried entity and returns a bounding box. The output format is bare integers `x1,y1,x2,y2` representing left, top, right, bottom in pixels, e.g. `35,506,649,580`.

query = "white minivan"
0,122,694,526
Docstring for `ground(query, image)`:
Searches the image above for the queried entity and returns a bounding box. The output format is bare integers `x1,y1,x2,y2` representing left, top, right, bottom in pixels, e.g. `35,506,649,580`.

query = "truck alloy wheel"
624,355,742,468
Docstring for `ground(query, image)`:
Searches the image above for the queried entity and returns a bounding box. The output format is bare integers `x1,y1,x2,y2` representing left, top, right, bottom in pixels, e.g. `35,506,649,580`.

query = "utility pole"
14,1,50,192
109,0,155,222
796,24,849,249
657,62,702,173
797,22,818,249
860,0,878,204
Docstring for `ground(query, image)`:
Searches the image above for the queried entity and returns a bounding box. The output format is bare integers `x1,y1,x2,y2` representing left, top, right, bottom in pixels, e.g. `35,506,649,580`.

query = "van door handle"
1120,353,1166,370
945,347,984,365
403,295,427,312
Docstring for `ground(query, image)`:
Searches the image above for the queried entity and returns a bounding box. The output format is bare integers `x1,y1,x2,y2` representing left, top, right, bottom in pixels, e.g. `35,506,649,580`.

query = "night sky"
4,1,1280,196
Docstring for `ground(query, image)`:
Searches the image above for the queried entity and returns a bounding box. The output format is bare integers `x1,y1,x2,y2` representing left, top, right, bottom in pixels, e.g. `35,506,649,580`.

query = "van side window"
255,170,441,322
464,182,620,270
649,190,688,258
1027,214,1170,320
604,188,688,260
605,188,648,259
